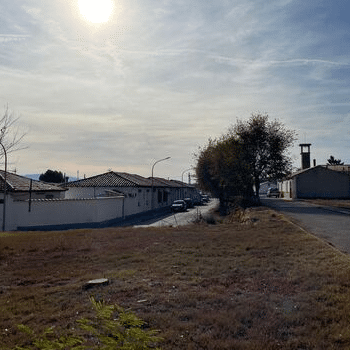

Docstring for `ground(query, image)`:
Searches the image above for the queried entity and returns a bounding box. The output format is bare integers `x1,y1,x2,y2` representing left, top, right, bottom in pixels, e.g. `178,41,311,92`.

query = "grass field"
1,206,350,349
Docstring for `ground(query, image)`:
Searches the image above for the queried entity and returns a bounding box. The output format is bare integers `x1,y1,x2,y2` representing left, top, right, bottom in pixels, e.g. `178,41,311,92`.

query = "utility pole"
151,157,171,210
0,142,7,231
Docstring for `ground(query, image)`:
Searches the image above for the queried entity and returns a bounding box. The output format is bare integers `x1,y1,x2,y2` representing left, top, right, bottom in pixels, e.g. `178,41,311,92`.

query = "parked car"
201,194,210,203
267,188,280,198
171,200,187,212
193,197,203,206
183,198,194,208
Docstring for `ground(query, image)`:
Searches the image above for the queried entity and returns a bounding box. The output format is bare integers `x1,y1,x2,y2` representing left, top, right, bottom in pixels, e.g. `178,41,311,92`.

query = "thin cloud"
0,0,349,175
0,34,30,43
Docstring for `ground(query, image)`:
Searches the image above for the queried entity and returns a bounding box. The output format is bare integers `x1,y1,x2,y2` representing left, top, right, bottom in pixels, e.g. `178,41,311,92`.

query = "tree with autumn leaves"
195,114,296,210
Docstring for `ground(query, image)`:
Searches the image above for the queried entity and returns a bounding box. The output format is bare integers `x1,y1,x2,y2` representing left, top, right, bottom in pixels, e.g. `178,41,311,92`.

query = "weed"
14,297,162,349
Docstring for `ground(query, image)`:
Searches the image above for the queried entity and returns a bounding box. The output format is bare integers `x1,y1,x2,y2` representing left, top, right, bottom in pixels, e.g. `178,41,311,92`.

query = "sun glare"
78,0,114,24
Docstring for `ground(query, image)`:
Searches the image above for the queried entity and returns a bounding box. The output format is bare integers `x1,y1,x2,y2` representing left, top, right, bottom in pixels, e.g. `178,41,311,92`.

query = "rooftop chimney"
299,144,311,170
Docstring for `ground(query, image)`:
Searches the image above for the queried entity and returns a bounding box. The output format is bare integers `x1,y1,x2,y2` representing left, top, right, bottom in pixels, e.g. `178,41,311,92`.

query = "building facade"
279,165,350,199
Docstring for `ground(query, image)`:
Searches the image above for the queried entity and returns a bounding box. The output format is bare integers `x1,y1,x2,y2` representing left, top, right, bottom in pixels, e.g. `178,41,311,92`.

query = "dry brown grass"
1,207,350,349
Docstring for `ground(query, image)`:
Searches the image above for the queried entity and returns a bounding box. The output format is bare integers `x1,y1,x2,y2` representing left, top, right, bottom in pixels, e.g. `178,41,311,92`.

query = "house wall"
295,167,350,199
278,180,292,199
10,191,65,201
1,196,124,231
0,184,202,231
64,185,197,214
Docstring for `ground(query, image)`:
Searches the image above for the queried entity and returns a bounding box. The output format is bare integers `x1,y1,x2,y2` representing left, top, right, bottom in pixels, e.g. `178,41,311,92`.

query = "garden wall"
1,195,125,231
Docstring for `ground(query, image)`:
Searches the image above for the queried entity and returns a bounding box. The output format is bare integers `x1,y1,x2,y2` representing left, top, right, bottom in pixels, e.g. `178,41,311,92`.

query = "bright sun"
78,0,114,24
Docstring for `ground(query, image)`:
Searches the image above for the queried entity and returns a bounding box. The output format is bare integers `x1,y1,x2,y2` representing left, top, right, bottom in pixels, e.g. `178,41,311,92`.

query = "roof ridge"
0,170,15,190
114,172,141,186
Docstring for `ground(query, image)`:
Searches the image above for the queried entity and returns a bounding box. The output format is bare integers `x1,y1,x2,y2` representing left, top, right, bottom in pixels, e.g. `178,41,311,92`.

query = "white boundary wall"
1,196,124,231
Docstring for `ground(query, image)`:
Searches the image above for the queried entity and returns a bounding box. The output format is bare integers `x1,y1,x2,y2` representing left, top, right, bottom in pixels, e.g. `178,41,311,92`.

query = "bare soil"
1,207,350,349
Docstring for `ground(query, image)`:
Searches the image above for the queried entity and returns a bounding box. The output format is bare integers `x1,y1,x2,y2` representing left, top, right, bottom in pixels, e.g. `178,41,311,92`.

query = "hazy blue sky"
1,0,349,179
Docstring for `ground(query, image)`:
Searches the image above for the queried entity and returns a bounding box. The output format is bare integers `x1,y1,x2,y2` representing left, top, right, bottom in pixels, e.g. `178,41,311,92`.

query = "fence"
1,195,125,231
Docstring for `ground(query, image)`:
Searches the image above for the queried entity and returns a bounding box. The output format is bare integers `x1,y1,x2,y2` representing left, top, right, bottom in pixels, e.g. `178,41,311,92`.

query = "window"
163,191,168,202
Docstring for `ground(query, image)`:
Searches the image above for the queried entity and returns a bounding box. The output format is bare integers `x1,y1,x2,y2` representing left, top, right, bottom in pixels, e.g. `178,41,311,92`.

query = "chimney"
299,143,311,170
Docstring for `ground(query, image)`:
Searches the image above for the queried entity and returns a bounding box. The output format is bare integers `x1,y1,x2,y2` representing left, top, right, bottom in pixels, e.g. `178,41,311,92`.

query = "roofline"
286,164,348,179
0,170,66,192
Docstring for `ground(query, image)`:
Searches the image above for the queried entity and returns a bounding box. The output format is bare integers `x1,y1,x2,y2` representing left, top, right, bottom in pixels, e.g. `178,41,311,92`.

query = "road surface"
261,196,350,254
134,198,219,228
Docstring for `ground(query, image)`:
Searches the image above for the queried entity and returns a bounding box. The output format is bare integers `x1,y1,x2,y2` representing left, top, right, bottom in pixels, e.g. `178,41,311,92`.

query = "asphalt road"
261,196,350,255
134,198,219,228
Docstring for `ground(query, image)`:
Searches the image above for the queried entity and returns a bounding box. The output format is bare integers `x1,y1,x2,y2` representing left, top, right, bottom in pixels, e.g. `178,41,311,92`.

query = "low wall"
2,196,125,231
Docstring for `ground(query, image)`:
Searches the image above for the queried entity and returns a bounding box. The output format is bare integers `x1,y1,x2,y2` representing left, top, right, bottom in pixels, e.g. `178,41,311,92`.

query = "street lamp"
151,156,171,210
181,168,192,184
181,168,192,198
0,142,7,231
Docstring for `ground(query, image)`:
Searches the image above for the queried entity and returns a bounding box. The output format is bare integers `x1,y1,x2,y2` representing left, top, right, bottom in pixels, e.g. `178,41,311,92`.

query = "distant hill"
24,174,40,181
24,174,77,182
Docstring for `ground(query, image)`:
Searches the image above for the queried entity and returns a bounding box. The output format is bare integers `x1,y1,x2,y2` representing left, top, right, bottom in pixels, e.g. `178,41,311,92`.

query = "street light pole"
181,168,191,198
151,156,171,210
0,142,7,231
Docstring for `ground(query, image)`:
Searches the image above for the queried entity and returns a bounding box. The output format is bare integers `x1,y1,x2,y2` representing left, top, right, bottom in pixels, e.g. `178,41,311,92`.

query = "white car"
267,188,280,198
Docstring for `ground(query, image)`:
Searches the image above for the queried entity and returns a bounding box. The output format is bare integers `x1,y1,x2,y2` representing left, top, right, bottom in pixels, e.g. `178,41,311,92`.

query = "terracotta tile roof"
116,172,153,186
64,171,195,189
167,179,194,188
0,170,65,192
117,173,185,188
64,171,137,188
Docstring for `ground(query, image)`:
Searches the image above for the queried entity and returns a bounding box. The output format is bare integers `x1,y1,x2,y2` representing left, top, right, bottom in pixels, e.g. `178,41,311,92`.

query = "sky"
0,0,350,181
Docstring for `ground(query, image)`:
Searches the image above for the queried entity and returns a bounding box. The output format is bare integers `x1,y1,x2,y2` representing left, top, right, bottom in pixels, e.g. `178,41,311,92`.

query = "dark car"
171,200,187,212
267,188,280,198
201,194,210,203
183,198,194,208
193,197,203,206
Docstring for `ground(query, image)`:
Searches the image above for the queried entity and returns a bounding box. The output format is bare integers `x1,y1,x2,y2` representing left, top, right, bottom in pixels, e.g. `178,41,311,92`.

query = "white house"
0,170,126,231
0,170,201,231
63,171,200,217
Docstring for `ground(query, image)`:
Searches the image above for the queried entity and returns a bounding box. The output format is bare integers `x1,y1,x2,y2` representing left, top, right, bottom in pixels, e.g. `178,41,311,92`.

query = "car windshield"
174,200,183,204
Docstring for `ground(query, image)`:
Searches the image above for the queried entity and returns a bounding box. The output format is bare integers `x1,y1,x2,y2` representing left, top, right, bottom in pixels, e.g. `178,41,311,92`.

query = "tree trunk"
254,177,260,200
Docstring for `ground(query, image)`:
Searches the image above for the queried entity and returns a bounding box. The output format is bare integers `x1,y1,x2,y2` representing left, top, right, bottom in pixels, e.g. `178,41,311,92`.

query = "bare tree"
0,105,27,231
0,105,27,156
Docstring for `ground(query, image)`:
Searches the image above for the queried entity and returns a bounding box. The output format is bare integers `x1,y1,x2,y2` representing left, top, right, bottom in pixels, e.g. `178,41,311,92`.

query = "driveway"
134,199,219,228
261,197,350,254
